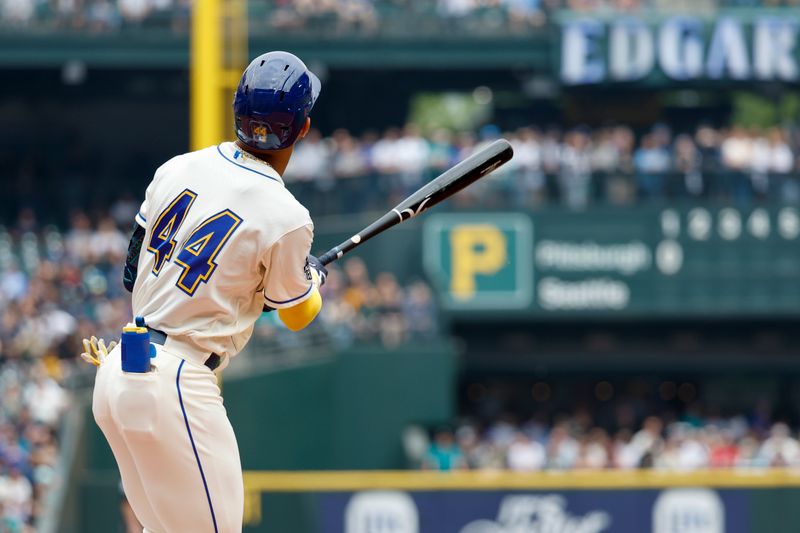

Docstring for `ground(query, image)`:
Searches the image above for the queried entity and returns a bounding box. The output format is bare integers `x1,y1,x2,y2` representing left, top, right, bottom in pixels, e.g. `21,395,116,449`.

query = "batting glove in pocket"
81,336,118,367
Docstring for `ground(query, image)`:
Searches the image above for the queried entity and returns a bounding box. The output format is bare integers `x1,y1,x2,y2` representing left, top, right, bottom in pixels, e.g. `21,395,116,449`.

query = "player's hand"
307,255,328,287
262,256,327,314
80,336,117,367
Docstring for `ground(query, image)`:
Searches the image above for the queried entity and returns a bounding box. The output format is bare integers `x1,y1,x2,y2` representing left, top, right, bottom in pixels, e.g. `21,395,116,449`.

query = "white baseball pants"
92,344,243,532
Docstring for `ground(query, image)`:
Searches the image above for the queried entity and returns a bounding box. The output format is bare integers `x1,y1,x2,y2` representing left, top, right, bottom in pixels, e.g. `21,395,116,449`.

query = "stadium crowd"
285,124,800,213
251,256,439,351
0,211,436,529
312,257,438,348
4,121,800,236
413,412,800,471
4,0,798,34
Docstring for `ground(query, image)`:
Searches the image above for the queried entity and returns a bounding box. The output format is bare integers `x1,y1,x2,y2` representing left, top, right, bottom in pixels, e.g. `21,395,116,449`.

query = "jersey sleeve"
262,223,316,309
135,188,150,229
135,202,147,228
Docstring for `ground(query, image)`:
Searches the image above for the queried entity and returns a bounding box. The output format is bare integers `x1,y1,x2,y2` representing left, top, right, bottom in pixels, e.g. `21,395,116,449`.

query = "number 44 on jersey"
146,189,243,296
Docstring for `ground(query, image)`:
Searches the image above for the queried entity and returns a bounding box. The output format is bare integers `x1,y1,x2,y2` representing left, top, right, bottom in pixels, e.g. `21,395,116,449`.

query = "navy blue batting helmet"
233,51,321,151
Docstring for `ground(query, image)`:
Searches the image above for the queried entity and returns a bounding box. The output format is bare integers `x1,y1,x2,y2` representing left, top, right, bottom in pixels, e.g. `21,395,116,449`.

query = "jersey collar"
217,142,284,185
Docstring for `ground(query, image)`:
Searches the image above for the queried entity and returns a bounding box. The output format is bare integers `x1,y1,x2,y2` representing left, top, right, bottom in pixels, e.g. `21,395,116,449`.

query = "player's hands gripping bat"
318,138,514,266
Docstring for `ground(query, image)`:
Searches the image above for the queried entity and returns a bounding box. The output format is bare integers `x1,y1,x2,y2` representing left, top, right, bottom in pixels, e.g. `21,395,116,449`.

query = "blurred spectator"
402,282,438,340
110,194,140,229
674,133,702,197
332,130,371,212
757,422,800,466
396,125,431,192
1,0,34,25
336,0,377,33
627,415,664,467
373,272,406,347
504,0,545,30
709,428,740,468
576,428,610,469
91,217,127,263
118,0,150,24
23,366,67,426
558,129,592,209
428,129,458,175
546,423,580,468
412,409,800,471
438,0,477,20
332,129,370,180
510,128,546,207
286,129,331,183
0,466,33,527
424,428,466,471
86,0,122,32
507,432,546,471
634,131,671,199
1,263,27,303
372,127,404,180
65,212,94,263
767,128,794,174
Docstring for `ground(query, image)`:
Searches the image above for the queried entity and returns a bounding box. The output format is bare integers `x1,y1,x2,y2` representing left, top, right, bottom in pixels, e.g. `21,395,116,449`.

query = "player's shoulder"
153,144,312,226
155,145,218,174
214,143,312,226
253,186,313,231
148,147,214,186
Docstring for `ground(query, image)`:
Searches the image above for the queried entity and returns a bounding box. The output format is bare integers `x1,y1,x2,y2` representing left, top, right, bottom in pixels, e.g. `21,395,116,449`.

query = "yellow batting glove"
80,336,118,367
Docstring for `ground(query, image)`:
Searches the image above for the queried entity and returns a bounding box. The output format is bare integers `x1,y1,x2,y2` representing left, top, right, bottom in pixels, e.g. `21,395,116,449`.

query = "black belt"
146,327,222,371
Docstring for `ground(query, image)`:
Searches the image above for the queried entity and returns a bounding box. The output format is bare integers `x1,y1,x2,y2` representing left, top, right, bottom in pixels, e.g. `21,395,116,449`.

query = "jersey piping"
216,145,279,183
265,283,314,305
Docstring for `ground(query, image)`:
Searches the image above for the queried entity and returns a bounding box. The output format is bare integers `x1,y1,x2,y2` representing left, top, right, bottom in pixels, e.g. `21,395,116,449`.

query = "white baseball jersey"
132,141,315,363
94,142,316,533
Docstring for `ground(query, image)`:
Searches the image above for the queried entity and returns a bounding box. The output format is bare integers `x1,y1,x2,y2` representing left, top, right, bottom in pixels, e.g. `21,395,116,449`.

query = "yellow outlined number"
147,189,197,275
174,210,242,296
146,190,243,296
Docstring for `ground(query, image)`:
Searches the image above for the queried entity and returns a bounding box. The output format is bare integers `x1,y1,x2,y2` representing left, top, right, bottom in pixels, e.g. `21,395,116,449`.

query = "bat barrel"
317,139,514,266
395,139,513,213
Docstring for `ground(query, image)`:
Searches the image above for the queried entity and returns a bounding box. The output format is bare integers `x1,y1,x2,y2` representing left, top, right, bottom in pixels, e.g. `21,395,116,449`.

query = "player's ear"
299,117,311,140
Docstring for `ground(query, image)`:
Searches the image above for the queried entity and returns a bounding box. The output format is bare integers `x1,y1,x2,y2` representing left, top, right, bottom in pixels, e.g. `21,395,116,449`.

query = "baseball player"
84,51,326,532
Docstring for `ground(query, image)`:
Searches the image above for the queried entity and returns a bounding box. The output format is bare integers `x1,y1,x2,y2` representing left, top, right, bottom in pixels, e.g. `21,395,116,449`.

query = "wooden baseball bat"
318,138,514,266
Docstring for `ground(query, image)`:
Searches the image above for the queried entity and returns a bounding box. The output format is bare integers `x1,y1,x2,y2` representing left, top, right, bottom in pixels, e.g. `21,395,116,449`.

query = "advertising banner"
249,486,796,533
243,470,800,533
323,488,738,533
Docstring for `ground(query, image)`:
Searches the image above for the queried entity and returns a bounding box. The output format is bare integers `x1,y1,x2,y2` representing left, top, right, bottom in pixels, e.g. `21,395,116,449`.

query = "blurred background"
2,0,800,531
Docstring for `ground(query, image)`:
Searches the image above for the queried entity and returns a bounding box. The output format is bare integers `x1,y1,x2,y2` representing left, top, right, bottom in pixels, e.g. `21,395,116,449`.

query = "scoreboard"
423,207,800,318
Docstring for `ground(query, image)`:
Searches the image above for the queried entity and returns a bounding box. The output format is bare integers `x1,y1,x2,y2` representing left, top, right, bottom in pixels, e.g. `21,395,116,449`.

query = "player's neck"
235,140,292,176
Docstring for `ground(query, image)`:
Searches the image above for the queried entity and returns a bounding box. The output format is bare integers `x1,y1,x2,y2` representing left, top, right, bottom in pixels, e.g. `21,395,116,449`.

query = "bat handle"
318,247,341,266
